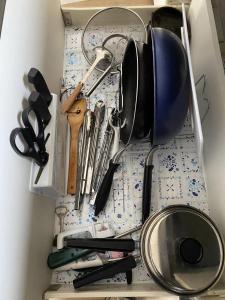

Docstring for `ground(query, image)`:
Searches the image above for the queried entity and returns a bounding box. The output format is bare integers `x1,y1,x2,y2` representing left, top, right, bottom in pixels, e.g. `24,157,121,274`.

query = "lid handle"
180,238,203,264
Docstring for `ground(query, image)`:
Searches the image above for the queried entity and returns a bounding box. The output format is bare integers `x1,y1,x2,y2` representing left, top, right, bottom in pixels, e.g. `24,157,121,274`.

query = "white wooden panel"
0,0,64,300
189,0,225,257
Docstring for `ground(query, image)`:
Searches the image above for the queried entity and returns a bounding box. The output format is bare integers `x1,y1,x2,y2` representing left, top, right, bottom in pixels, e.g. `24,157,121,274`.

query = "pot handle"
142,164,154,224
94,159,120,216
73,255,137,289
142,147,158,224
66,238,135,252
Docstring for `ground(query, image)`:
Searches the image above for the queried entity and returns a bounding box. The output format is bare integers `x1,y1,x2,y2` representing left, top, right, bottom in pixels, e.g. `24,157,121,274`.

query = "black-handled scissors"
10,107,49,166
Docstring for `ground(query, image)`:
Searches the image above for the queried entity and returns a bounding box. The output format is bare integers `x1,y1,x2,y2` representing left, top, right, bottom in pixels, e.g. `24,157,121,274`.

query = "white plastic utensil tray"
29,94,68,198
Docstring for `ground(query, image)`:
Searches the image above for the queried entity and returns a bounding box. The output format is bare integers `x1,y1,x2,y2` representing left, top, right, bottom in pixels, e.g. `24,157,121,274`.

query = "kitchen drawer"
1,0,225,299
45,0,225,299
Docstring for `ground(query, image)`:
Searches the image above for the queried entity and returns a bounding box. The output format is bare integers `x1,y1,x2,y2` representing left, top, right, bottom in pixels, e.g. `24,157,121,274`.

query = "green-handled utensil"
47,248,93,269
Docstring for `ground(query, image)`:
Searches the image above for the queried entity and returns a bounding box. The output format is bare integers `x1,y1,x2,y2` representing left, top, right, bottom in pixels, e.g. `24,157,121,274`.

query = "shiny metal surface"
87,101,105,194
81,6,147,74
141,205,224,296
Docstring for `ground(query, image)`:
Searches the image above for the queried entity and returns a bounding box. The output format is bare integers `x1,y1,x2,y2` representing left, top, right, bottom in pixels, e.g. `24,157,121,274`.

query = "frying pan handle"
142,164,154,224
94,160,120,216
142,147,158,224
66,238,135,252
73,255,137,289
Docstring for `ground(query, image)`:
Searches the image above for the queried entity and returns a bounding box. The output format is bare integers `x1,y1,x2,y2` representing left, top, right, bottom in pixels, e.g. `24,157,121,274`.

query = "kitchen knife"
73,255,136,289
65,238,135,252
28,91,51,127
28,68,52,106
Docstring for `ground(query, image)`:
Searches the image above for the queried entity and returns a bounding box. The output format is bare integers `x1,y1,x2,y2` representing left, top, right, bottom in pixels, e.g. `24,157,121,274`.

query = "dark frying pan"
95,28,190,218
151,6,191,40
142,27,190,223
151,7,183,38
120,40,153,143
94,39,152,216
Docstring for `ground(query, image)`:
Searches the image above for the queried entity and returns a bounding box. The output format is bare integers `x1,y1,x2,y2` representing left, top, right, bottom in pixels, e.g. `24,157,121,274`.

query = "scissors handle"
22,107,46,153
10,127,48,166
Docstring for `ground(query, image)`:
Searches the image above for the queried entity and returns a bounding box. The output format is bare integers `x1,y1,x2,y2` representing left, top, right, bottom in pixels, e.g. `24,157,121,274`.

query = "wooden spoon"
67,98,87,194
61,82,83,114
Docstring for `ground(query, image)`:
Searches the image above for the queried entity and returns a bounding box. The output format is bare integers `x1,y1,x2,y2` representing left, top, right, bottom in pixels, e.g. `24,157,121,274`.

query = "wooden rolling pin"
67,98,87,194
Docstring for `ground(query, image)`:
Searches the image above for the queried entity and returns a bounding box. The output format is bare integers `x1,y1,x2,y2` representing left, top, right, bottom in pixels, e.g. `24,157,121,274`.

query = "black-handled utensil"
73,255,136,289
142,165,154,224
28,68,52,106
28,91,51,127
94,159,120,216
47,248,92,269
142,147,158,224
124,252,133,284
10,107,49,166
66,238,135,252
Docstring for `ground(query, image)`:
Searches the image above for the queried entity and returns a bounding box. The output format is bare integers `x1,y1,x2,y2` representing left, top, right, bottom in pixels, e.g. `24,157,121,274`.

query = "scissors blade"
34,166,44,184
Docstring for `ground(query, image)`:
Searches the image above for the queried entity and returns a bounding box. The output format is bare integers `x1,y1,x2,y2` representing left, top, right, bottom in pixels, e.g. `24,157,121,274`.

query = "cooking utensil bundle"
10,68,52,183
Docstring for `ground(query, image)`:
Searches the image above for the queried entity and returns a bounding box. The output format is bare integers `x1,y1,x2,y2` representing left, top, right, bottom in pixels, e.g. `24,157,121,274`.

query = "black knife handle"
28,68,52,106
94,160,120,216
66,238,135,252
28,91,51,127
142,165,154,224
124,252,133,284
73,255,137,289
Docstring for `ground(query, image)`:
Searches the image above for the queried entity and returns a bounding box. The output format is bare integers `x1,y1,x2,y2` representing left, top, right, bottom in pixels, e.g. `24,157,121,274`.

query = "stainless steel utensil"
82,111,95,195
87,101,105,195
85,47,114,97
89,109,118,205
81,6,147,74
61,47,113,114
55,206,68,233
75,110,94,210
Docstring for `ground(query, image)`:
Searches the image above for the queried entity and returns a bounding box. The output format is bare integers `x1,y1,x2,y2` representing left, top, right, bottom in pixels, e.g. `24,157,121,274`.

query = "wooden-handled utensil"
61,47,113,114
61,82,83,114
67,98,87,194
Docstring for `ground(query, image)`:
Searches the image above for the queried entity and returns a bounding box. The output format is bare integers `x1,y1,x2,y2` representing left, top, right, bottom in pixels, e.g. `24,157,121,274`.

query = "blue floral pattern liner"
51,26,208,285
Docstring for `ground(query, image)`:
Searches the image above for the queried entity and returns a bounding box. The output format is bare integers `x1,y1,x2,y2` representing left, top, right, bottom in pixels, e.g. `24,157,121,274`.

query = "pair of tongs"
90,108,120,206
75,109,95,209
75,101,106,209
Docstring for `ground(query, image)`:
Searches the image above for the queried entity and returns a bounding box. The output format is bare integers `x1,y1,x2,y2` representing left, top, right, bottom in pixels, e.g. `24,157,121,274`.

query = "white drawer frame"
45,0,225,298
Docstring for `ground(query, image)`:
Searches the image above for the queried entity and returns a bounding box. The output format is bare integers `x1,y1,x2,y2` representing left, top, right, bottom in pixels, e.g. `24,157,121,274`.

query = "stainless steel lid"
140,205,224,296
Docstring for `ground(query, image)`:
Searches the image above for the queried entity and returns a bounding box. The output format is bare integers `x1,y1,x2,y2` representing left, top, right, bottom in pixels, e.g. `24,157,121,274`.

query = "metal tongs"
90,108,120,205
86,101,105,194
75,101,106,209
75,110,94,209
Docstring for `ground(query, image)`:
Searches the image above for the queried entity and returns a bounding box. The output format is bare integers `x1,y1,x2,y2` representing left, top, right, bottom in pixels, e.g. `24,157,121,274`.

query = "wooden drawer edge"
44,283,225,299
